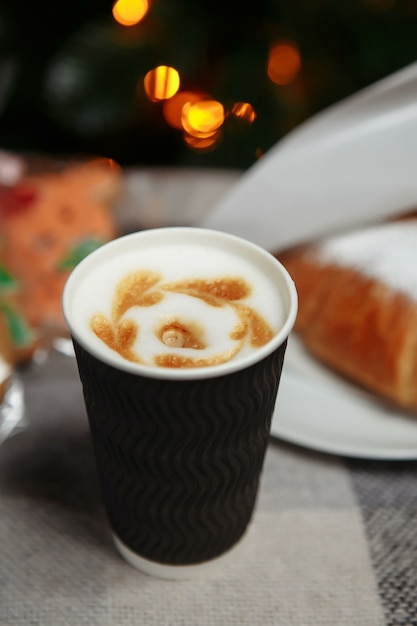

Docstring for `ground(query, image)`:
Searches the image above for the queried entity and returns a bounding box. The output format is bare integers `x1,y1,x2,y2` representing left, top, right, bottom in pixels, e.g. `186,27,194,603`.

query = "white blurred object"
0,149,25,186
119,167,240,232
201,62,417,252
0,377,25,445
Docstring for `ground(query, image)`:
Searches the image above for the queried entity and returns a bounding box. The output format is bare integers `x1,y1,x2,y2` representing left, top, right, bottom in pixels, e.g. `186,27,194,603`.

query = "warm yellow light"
112,0,149,26
183,131,222,152
267,41,301,86
143,66,180,102
182,100,224,137
163,91,206,129
230,102,256,124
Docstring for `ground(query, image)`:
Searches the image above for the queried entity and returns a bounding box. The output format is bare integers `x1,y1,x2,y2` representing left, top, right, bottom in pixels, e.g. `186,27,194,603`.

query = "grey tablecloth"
1,349,417,626
2,169,417,625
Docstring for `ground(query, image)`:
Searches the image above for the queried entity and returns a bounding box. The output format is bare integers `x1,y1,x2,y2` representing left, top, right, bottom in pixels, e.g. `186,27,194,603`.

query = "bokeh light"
230,102,256,124
112,0,149,26
163,91,207,129
183,130,222,152
181,100,224,138
267,41,301,86
143,66,180,102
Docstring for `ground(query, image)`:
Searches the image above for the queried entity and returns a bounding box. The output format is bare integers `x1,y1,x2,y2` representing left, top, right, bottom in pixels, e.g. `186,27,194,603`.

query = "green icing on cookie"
0,264,19,292
57,238,106,271
0,299,33,348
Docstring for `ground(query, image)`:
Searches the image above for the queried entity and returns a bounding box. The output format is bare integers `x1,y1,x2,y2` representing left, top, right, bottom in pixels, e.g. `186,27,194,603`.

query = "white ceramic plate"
271,336,417,460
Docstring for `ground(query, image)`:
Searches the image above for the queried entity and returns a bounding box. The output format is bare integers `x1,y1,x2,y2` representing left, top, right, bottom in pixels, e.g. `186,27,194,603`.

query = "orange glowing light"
182,100,224,137
267,42,301,86
163,91,207,129
143,66,180,102
230,102,256,124
183,131,222,152
112,0,149,26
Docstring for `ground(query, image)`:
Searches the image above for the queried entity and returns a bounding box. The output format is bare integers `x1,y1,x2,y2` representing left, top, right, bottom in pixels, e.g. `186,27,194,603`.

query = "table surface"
1,169,417,626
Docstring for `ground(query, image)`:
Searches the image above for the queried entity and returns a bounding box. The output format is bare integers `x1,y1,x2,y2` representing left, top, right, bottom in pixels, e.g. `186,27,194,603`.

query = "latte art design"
90,270,274,368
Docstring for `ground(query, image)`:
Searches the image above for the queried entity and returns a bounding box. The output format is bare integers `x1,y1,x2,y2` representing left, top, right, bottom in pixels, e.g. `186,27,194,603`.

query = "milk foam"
70,240,286,369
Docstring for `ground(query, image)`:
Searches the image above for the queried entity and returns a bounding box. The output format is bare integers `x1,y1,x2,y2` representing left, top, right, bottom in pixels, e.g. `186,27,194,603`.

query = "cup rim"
62,227,298,381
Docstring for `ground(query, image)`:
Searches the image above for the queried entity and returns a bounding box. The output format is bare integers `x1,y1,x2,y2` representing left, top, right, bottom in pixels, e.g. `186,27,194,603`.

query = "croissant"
277,217,417,411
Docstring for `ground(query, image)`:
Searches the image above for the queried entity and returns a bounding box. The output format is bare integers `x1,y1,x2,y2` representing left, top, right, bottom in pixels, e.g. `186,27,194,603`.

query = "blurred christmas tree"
0,0,416,170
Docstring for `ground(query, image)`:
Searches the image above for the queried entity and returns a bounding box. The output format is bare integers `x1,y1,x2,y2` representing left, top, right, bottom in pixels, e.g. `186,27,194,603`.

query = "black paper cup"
62,227,297,579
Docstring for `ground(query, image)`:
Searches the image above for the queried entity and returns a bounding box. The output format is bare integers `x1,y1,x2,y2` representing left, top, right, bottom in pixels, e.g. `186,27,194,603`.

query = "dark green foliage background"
0,0,416,169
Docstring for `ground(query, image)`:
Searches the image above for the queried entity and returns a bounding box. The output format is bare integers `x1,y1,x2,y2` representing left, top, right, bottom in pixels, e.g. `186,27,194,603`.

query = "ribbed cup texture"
73,339,287,566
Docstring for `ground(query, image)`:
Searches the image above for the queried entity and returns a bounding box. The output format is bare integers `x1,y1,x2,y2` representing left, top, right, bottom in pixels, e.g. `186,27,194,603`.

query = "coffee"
62,227,297,578
67,238,286,371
